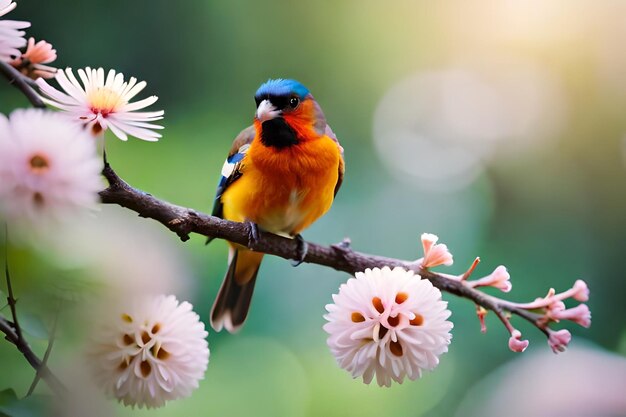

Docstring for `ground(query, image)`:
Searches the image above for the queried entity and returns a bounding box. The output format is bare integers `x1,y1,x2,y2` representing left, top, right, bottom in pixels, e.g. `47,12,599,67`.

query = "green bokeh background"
1,1,625,416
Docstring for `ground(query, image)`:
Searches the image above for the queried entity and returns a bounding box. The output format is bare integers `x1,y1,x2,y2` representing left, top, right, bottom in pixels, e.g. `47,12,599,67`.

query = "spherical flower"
88,295,209,409
0,109,103,241
324,266,453,387
36,67,164,141
10,37,57,79
0,0,29,62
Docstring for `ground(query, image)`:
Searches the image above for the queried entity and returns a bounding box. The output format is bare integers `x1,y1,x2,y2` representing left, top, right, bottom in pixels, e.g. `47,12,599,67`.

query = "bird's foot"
290,234,308,267
246,221,260,249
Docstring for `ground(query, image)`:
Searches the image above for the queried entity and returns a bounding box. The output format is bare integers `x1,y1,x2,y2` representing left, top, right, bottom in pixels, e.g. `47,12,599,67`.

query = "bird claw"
290,234,308,267
247,221,260,249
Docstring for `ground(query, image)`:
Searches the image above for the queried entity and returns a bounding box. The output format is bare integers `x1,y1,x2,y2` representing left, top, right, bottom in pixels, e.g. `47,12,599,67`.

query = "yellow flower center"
29,154,49,173
87,87,125,116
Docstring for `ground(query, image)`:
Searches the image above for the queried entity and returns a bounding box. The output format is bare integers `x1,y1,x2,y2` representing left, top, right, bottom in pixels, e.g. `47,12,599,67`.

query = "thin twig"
26,304,60,396
0,316,66,397
5,240,23,340
1,225,66,397
0,61,45,108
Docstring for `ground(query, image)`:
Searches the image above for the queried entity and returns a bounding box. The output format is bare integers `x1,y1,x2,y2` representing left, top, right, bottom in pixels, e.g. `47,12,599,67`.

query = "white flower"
88,295,209,409
324,266,453,387
36,67,164,141
0,109,102,242
0,0,29,62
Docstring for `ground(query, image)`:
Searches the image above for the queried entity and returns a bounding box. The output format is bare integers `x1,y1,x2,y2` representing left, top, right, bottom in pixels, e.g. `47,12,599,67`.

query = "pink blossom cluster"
510,280,590,353
417,233,591,354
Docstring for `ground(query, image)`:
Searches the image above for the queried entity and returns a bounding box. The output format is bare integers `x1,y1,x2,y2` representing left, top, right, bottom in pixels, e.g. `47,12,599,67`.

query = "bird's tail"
210,247,264,333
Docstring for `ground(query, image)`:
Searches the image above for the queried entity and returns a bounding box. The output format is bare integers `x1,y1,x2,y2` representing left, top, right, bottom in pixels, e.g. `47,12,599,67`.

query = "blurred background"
1,0,625,416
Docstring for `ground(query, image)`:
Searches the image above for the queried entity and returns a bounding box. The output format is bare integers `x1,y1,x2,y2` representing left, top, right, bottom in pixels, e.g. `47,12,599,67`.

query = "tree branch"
2,226,66,397
0,61,45,108
99,161,551,340
0,316,66,397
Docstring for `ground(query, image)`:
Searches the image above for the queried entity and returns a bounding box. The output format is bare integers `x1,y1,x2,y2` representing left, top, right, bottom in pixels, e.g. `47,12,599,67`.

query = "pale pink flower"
420,233,453,268
10,37,57,79
469,265,512,292
0,109,102,242
324,266,453,387
508,329,529,353
548,329,571,353
36,67,164,141
550,303,591,328
571,279,589,302
0,0,29,62
88,295,209,409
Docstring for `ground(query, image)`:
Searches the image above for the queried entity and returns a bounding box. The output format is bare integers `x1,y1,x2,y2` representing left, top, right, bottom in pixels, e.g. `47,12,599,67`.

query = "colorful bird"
209,79,344,333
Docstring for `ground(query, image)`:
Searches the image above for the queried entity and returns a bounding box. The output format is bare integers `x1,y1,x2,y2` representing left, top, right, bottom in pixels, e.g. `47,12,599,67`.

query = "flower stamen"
29,154,49,173
140,360,152,377
372,297,384,314
351,312,365,322
390,341,403,357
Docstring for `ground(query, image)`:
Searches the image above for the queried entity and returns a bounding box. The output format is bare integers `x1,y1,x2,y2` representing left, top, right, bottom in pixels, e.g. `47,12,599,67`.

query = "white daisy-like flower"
88,295,209,409
324,266,453,387
0,0,29,62
0,109,103,241
36,67,164,141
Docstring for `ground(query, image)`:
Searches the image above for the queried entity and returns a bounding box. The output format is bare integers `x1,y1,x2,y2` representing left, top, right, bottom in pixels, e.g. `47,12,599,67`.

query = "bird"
208,78,344,333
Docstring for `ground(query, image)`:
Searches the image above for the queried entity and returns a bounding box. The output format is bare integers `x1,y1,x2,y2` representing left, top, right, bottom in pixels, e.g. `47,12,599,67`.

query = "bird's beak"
256,99,281,122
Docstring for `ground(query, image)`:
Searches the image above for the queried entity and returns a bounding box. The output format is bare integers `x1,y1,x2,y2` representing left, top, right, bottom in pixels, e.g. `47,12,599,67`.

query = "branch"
0,60,45,108
0,316,66,397
99,162,568,346
1,228,66,397
26,304,60,396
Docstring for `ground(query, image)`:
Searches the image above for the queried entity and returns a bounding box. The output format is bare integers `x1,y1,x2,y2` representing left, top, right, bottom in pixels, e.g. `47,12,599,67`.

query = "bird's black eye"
289,96,299,109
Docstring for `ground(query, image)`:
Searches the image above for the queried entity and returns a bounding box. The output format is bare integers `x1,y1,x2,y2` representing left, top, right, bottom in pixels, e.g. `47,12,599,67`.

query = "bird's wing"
210,125,255,220
325,124,345,197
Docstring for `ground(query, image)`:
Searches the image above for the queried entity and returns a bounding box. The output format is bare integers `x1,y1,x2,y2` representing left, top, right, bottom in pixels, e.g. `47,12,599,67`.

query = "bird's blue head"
254,79,310,103
253,78,326,149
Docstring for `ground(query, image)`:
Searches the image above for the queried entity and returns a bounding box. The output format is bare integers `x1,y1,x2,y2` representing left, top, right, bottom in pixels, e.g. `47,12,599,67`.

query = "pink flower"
0,0,29,62
36,67,164,141
10,37,57,79
571,279,589,302
468,265,512,292
324,267,453,387
420,233,453,268
548,329,571,353
551,303,591,328
88,295,209,408
508,329,529,353
0,109,103,243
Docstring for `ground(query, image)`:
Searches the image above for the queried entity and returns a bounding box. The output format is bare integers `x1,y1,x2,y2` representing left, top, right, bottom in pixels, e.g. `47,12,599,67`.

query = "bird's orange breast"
221,135,341,237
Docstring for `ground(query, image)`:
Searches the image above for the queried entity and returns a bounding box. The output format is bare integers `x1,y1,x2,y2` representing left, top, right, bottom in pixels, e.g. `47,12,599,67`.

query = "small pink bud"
571,280,589,302
552,304,591,328
548,329,571,353
10,37,57,80
470,265,512,292
476,306,487,333
22,37,56,65
508,329,529,353
420,233,453,268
